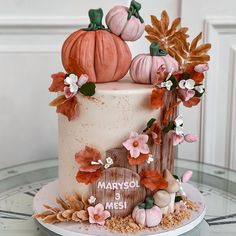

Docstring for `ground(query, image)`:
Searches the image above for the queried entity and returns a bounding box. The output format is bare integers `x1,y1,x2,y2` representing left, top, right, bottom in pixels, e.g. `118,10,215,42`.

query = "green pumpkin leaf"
143,118,156,132
163,120,175,133
79,82,96,96
145,196,154,209
146,196,154,202
194,90,205,97
175,196,183,202
173,174,179,180
145,201,154,209
182,72,190,80
170,76,178,90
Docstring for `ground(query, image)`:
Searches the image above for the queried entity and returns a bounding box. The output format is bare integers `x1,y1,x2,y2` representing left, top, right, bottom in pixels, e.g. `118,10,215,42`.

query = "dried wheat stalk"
33,193,89,224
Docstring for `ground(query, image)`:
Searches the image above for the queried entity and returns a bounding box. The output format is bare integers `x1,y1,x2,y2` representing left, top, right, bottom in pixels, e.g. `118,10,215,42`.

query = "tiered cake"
34,1,211,234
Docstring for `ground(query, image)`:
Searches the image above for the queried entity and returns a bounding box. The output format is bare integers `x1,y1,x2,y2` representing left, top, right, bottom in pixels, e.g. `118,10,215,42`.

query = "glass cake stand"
0,158,235,236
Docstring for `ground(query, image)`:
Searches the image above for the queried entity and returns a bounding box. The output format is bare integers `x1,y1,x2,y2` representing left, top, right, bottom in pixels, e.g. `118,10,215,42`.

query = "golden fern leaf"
145,10,189,64
145,11,211,67
174,33,211,67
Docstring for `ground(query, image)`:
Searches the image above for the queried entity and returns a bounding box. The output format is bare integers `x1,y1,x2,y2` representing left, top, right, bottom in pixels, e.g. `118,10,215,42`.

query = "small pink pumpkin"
130,42,179,84
106,0,145,41
132,197,162,227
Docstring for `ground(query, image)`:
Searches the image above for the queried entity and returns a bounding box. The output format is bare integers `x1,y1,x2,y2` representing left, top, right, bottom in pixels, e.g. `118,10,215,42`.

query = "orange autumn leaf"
49,72,66,92
76,169,102,185
183,97,201,108
128,153,149,166
162,100,181,126
191,72,204,84
49,95,67,107
150,122,162,145
140,169,168,192
56,96,78,121
185,64,195,74
150,88,165,109
75,146,102,172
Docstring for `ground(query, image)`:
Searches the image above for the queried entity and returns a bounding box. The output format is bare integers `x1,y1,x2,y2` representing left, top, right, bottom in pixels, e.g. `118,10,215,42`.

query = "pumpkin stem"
145,196,154,209
138,203,146,209
150,42,167,56
138,196,154,209
128,0,144,23
85,8,106,31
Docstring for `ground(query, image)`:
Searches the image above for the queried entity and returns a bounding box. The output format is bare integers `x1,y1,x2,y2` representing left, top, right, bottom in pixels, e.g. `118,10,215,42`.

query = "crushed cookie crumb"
105,215,143,234
184,197,200,211
104,198,200,234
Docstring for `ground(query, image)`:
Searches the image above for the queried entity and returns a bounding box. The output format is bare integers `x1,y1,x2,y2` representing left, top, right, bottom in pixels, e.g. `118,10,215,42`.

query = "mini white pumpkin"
105,0,145,41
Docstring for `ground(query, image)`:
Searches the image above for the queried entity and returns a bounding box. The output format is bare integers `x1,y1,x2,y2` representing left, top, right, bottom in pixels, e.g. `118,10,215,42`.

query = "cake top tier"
48,2,211,122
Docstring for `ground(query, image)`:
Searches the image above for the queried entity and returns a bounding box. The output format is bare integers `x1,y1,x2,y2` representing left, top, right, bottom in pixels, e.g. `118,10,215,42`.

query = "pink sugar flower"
184,134,199,143
123,132,150,158
153,65,167,85
181,170,193,183
77,74,88,87
178,89,195,101
87,203,110,225
194,63,209,73
170,131,184,146
64,86,74,99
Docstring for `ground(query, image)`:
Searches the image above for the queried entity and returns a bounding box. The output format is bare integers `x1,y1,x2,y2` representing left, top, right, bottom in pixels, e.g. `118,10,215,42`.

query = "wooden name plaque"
91,167,146,217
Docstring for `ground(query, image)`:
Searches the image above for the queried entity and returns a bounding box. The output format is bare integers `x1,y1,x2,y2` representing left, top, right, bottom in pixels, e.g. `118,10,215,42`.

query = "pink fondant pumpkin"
130,42,179,84
62,8,132,83
132,197,162,227
106,0,145,41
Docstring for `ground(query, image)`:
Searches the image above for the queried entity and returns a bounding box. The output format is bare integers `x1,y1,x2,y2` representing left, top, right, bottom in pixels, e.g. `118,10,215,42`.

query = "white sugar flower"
161,80,173,91
195,84,205,94
174,115,184,136
65,73,78,85
64,73,89,96
175,126,184,136
165,80,173,91
179,79,195,90
103,157,113,169
69,83,79,93
88,196,96,205
104,164,110,169
106,157,113,165
64,74,79,95
174,115,183,127
146,154,154,164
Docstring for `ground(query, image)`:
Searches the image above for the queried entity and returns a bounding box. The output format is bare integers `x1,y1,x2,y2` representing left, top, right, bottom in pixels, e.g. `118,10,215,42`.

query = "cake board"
33,180,206,236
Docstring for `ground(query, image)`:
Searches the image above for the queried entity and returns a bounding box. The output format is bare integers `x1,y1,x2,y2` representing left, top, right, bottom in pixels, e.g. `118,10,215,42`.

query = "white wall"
0,0,236,169
179,0,236,169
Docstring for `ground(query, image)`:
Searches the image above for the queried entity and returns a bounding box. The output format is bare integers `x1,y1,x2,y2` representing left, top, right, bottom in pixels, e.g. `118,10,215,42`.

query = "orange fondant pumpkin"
62,8,132,83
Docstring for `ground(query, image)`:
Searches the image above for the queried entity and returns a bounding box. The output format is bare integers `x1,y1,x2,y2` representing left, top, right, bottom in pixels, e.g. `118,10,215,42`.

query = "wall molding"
204,17,236,34
0,16,89,53
228,47,236,169
0,16,88,27
200,17,236,167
